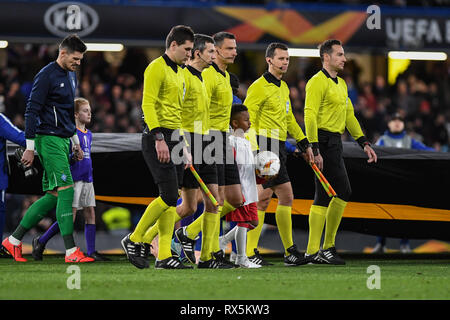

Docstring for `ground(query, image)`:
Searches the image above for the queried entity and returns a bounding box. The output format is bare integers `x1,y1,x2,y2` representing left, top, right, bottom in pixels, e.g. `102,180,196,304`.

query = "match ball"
255,151,280,177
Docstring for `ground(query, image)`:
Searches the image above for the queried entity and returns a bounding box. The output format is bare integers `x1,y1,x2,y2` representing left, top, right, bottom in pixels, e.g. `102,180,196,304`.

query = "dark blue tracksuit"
0,113,26,241
25,61,77,139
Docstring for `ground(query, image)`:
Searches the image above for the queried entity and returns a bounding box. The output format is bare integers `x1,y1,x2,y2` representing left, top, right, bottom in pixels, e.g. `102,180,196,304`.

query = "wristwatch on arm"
311,142,320,156
154,131,164,141
356,136,371,149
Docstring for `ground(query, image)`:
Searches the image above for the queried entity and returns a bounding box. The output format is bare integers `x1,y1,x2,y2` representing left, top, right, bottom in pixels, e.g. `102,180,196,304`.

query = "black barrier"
6,133,450,241
7,133,450,209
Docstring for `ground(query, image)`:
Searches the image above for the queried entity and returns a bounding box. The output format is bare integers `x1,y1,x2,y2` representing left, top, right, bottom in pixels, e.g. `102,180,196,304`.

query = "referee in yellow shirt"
139,34,233,269
121,25,194,269
176,34,233,268
304,39,377,265
176,32,242,267
244,43,314,266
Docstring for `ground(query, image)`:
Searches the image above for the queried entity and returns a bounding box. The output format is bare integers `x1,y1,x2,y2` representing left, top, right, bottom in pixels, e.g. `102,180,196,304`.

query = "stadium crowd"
0,43,449,233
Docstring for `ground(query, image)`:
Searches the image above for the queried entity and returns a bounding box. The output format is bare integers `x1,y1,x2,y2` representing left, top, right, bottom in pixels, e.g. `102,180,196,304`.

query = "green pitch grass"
0,255,448,300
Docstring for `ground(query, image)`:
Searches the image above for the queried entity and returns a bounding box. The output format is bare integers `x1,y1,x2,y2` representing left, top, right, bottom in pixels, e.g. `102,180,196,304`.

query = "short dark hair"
212,31,235,47
192,34,215,57
318,39,342,62
265,42,288,58
389,112,404,122
59,34,87,54
230,103,248,124
229,73,239,95
165,25,195,49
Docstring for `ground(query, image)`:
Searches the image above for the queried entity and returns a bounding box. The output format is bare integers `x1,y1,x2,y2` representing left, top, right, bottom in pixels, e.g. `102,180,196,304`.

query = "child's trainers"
2,237,27,262
229,251,237,263
219,236,228,252
65,248,95,263
235,255,261,268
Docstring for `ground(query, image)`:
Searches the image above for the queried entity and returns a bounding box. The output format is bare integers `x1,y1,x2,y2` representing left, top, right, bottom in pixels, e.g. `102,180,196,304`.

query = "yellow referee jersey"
304,69,364,143
202,62,233,132
244,72,307,142
141,54,185,131
181,65,210,135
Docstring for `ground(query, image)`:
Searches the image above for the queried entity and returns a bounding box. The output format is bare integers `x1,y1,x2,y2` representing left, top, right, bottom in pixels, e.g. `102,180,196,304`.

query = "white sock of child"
235,226,248,258
220,225,238,251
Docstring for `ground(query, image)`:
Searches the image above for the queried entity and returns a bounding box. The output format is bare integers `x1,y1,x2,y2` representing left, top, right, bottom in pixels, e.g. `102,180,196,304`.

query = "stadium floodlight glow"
85,43,124,52
388,51,447,61
288,48,320,58
0,41,8,49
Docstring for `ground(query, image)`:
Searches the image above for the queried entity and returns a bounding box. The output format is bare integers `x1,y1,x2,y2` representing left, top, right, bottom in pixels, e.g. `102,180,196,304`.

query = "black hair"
389,112,404,122
318,39,342,62
165,25,195,49
229,73,240,95
265,42,288,58
59,34,87,54
192,34,215,57
230,103,248,124
212,31,235,47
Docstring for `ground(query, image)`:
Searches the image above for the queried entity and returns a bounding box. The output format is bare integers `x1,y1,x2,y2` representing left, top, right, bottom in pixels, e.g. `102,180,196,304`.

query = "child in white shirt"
220,104,261,268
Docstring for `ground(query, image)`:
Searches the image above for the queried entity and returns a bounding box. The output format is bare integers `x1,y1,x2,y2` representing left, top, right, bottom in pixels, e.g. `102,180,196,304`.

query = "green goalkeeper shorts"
35,134,73,192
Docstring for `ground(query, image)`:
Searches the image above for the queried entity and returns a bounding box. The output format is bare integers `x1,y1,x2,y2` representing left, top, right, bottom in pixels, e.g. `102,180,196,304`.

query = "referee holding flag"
121,25,194,269
304,39,377,265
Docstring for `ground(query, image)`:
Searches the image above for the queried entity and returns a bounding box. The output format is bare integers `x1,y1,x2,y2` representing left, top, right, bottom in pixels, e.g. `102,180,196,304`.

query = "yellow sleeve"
304,76,326,143
244,82,263,128
286,97,307,142
202,68,215,100
243,82,263,148
142,61,164,130
345,96,365,140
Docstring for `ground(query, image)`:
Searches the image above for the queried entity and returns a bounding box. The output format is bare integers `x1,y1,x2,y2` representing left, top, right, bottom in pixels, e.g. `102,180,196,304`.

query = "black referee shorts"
141,128,184,206
182,132,218,189
210,130,240,187
313,130,352,207
257,135,290,189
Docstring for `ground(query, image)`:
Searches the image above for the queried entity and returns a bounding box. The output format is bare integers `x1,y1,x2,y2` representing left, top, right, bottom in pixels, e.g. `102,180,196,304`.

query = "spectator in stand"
101,114,116,133
376,112,434,151
343,74,358,107
362,81,377,112
1,44,449,149
430,114,449,152
373,75,389,100
79,80,93,103
93,82,111,113
372,112,434,254
394,80,414,116
427,82,444,116
110,84,124,110
5,81,26,122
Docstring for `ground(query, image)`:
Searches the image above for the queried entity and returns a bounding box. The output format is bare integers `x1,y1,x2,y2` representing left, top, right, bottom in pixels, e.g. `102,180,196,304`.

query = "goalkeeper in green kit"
2,35,94,263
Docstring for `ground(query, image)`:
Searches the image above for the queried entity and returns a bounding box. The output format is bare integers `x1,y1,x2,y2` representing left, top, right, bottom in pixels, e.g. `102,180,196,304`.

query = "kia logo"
44,2,99,38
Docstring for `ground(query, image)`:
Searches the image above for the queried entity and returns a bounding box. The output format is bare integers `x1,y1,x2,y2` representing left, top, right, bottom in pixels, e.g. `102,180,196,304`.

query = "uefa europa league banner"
0,1,449,49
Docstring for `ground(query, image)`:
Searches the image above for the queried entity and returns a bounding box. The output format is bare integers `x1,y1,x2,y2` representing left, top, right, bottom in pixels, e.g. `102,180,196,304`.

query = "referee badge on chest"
182,82,186,101
286,100,290,113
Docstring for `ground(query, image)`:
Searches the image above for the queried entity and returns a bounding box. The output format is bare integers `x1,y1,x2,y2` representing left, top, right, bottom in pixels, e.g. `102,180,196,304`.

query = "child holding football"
219,104,261,268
